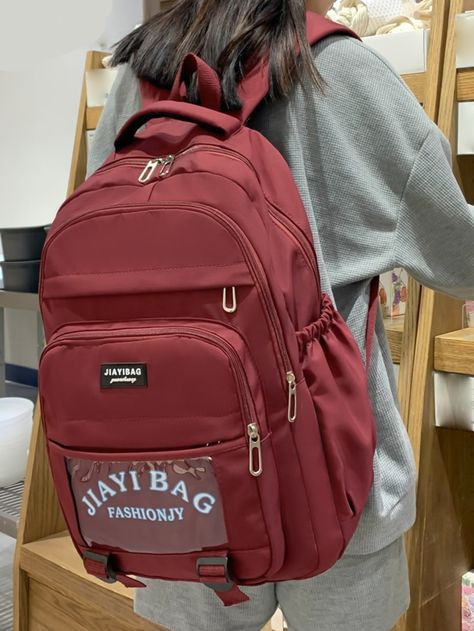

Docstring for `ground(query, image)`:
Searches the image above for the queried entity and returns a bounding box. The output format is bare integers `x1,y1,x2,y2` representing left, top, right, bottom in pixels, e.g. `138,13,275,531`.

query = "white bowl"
0,397,33,487
0,397,34,428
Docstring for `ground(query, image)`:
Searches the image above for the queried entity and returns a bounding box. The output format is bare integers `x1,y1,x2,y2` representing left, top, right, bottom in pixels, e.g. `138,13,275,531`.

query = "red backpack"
39,14,377,607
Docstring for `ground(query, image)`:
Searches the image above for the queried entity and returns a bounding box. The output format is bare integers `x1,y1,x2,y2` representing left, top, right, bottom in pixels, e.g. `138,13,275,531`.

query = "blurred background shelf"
457,67,474,100
435,328,474,375
384,316,404,365
403,73,426,102
0,482,24,539
86,106,103,130
0,290,42,397
0,532,15,631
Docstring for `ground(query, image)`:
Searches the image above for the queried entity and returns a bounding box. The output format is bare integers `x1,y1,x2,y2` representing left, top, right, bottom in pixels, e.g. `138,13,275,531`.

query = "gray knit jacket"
87,34,474,555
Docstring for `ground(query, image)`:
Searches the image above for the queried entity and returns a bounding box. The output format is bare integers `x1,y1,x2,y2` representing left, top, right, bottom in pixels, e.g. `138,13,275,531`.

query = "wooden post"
397,0,451,425
398,1,474,629
392,5,453,630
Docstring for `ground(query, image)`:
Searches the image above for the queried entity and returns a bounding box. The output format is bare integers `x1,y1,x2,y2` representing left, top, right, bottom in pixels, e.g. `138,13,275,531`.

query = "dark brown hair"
112,0,319,111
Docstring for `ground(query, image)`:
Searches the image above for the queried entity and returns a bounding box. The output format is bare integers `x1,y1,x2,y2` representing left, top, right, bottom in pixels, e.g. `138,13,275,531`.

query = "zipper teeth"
205,147,318,277
93,145,251,178
42,200,292,385
97,159,150,172
225,213,290,375
268,206,319,287
174,145,320,292
93,143,222,176
42,325,258,435
86,143,317,293
48,316,242,349
194,202,292,378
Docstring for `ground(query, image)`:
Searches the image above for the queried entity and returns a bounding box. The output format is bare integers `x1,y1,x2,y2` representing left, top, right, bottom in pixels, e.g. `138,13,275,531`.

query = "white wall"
0,0,144,229
0,50,90,229
101,0,143,50
0,0,144,372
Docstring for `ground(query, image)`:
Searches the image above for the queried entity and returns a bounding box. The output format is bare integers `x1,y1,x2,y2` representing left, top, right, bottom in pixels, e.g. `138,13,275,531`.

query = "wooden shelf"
384,316,404,364
19,532,167,631
457,67,474,102
435,328,474,375
86,106,103,130
19,532,273,631
403,72,426,103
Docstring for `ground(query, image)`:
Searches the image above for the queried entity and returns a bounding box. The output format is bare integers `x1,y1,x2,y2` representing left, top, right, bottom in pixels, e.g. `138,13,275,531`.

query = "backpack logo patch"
101,363,147,388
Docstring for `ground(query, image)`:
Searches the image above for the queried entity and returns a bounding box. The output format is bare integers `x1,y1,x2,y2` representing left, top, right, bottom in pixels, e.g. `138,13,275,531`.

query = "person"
87,1,474,629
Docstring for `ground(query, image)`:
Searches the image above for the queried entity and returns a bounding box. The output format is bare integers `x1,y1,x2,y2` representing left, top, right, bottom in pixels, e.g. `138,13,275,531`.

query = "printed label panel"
67,457,228,553
100,363,148,388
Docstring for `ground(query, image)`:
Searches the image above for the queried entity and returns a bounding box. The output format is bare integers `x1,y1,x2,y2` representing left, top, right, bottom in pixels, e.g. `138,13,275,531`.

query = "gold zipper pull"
138,158,163,183
159,155,175,177
286,371,297,422
247,423,263,477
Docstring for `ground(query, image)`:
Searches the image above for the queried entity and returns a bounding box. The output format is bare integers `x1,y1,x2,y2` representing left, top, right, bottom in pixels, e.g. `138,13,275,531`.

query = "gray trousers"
134,537,410,631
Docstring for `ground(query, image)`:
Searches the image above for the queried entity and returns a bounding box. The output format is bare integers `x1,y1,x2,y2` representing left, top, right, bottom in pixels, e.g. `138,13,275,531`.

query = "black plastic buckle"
196,557,233,592
83,550,117,584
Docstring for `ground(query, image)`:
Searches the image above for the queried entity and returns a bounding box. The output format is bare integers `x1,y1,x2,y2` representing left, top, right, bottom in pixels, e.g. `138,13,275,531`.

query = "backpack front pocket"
40,320,267,450
40,320,284,580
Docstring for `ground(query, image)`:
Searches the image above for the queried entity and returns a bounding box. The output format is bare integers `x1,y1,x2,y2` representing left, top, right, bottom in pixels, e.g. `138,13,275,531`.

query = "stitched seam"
149,165,256,205
64,414,240,421
132,543,272,562
392,127,433,269
48,261,243,279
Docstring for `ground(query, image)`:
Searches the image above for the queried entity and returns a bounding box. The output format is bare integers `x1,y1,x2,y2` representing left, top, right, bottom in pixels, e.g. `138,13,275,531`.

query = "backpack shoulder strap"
139,13,358,110
366,277,380,369
235,13,359,123
306,11,357,45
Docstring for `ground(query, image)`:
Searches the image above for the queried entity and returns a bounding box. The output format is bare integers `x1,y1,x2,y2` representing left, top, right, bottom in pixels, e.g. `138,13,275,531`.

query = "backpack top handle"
114,99,241,150
170,53,222,112
115,53,237,150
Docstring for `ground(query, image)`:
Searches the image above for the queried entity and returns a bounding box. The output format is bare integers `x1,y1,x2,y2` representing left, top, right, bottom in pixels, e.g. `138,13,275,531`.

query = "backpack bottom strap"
83,550,146,589
196,556,250,606
82,550,249,604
